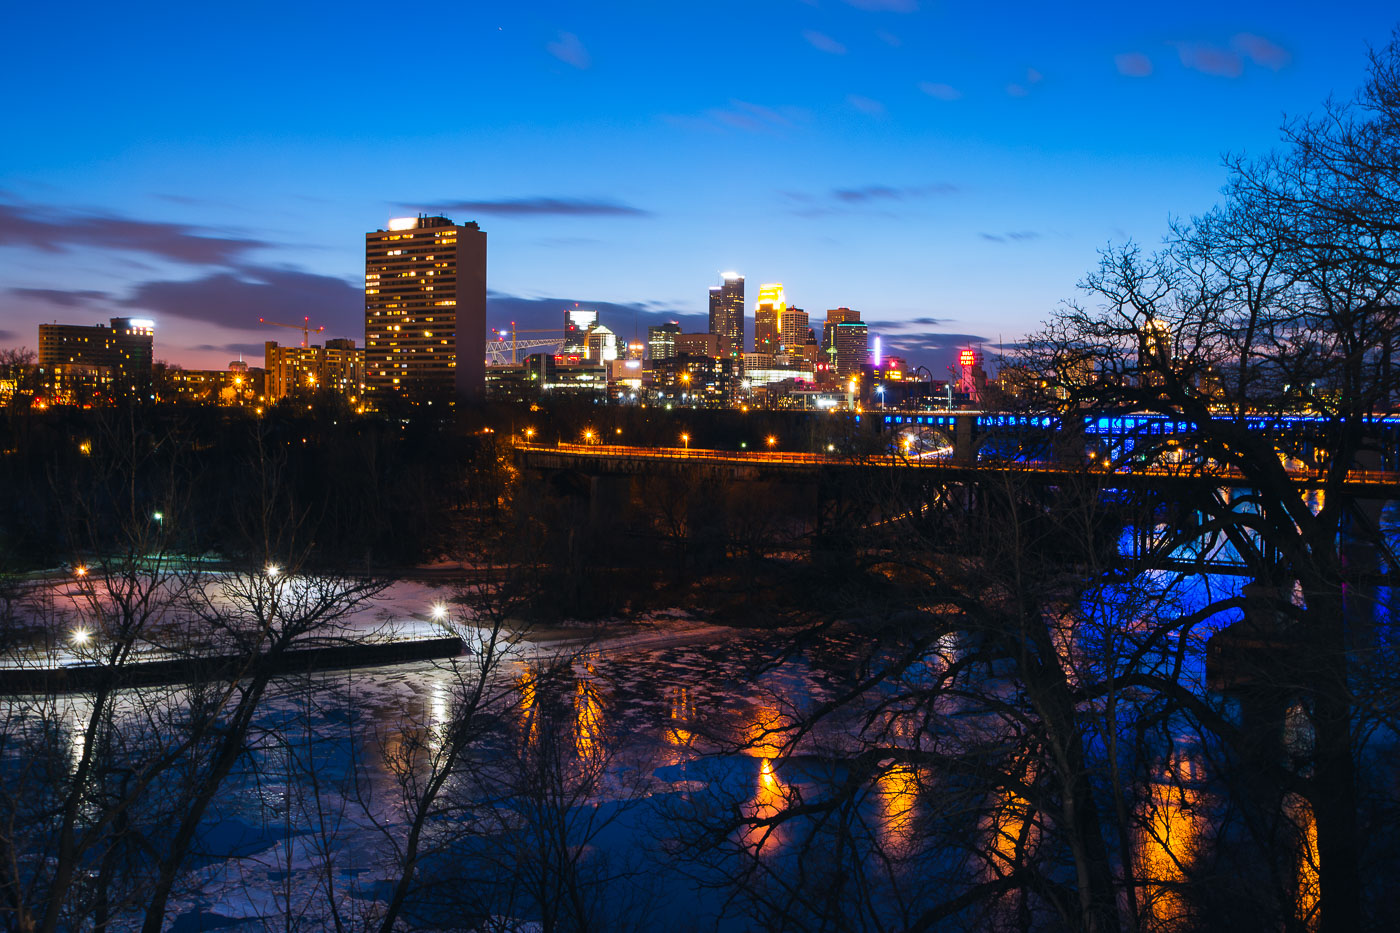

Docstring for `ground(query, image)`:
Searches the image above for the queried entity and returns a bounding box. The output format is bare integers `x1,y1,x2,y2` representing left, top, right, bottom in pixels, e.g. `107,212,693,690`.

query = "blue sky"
1,1,1395,372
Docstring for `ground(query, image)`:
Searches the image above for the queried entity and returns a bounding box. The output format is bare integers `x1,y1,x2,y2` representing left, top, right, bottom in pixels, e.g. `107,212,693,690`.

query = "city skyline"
1,3,1397,374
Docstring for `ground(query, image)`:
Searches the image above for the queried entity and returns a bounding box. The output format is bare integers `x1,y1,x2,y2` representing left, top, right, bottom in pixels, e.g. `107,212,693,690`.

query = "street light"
681,432,690,452
74,564,88,578
523,426,536,442
431,603,448,621
766,435,778,450
70,628,91,647
266,564,281,578
583,428,597,444
152,511,164,524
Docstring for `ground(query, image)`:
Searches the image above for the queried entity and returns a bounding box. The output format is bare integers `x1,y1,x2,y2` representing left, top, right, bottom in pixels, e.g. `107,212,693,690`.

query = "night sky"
2,2,1395,372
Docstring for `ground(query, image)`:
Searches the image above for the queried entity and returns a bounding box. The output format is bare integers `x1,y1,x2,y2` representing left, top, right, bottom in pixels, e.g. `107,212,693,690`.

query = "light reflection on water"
1286,794,1321,932
574,664,606,763
740,757,789,854
876,763,921,857
1135,751,1206,931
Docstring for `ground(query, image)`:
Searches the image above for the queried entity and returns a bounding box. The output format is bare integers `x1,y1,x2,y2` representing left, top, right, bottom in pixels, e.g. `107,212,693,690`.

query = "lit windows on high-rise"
364,214,487,405
833,320,869,379
708,273,744,357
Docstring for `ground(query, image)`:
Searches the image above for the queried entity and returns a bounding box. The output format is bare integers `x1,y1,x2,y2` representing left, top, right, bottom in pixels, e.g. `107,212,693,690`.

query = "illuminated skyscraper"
754,283,785,356
708,273,744,357
365,214,487,404
778,307,809,360
648,321,682,361
822,307,860,354
834,321,868,379
563,307,599,356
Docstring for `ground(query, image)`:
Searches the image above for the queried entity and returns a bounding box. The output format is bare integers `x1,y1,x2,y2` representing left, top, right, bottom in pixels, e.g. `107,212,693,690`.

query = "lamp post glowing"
681,432,690,453
583,428,597,445
766,435,777,450
70,628,91,648
266,564,280,579
431,603,448,622
74,564,87,578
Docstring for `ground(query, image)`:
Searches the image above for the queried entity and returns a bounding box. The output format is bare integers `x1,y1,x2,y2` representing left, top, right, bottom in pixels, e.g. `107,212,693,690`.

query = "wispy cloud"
803,30,847,55
869,316,952,330
919,81,962,101
122,265,364,338
485,291,705,335
784,183,956,217
1115,52,1152,77
847,94,886,116
1005,67,1044,98
546,31,590,69
1173,42,1242,78
663,99,806,135
9,287,112,307
832,183,956,203
0,200,266,266
1232,33,1290,70
192,342,266,357
1170,34,1290,78
428,197,651,218
875,30,902,48
981,231,1040,243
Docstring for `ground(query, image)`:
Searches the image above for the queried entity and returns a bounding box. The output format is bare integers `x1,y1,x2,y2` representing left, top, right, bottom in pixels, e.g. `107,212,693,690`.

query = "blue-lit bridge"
879,410,1400,471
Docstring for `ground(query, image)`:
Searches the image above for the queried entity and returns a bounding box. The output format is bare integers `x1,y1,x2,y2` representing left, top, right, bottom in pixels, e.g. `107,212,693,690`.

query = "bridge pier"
589,474,632,525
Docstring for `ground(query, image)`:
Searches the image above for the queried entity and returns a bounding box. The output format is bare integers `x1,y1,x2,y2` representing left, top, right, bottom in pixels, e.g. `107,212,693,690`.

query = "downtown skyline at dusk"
2,1,1397,371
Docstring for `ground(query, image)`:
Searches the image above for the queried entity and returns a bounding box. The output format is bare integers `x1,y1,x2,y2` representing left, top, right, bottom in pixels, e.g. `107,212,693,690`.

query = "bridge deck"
515,442,1400,494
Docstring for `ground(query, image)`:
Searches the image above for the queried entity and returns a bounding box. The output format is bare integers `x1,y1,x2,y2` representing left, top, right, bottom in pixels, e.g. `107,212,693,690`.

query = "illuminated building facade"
563,307,599,356
648,321,681,361
652,354,738,406
708,273,744,357
37,317,154,403
265,339,365,402
833,320,868,379
584,324,619,362
364,215,487,405
778,307,809,360
1138,319,1174,388
958,347,987,402
822,307,860,355
754,283,785,356
158,362,265,407
675,332,722,359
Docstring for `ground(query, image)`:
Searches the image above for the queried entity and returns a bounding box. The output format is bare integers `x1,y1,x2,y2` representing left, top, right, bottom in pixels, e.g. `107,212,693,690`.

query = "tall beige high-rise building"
754,283,785,356
778,307,809,360
365,214,487,405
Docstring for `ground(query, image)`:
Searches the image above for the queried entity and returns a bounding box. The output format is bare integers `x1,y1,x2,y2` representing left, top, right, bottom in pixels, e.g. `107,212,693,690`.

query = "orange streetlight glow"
766,435,778,449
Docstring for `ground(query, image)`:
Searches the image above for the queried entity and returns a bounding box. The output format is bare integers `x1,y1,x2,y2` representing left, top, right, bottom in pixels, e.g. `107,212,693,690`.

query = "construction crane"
491,322,564,364
259,316,325,348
